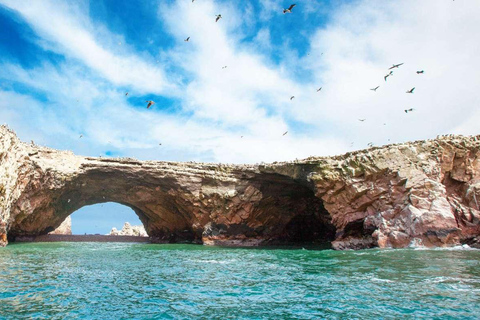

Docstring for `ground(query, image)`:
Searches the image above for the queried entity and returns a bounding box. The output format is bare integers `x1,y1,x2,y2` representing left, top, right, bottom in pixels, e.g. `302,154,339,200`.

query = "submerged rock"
1,124,480,249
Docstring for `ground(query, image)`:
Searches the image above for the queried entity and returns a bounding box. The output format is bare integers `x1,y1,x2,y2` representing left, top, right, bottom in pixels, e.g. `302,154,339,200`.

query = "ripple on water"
0,243,480,319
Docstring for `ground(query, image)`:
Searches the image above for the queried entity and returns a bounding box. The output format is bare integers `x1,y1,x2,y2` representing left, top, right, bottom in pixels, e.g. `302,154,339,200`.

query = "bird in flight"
370,86,380,91
317,87,322,92
384,71,393,81
216,14,222,22
146,100,155,109
367,142,374,147
79,134,83,138
283,4,296,13
290,96,295,100
222,66,227,69
404,108,414,113
389,63,404,70
125,92,128,96
406,87,415,93
416,70,424,74
283,131,288,136
184,37,190,42
358,119,366,122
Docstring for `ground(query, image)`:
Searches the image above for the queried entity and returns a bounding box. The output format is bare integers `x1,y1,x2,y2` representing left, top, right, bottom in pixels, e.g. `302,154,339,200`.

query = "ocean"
1,243,479,319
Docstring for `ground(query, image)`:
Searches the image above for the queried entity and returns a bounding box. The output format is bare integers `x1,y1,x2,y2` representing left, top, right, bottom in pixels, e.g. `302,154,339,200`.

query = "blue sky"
1,0,479,233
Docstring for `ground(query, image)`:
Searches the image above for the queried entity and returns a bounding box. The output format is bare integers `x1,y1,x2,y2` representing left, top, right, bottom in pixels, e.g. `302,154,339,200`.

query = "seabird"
388,63,404,70
222,66,227,69
283,131,288,136
290,96,295,100
370,86,380,91
146,100,155,109
406,87,415,94
384,71,393,81
184,37,190,42
416,70,424,74
283,4,296,13
125,92,128,96
404,108,414,113
367,142,374,147
159,143,162,146
79,134,83,138
317,87,322,92
358,119,366,122
216,14,222,22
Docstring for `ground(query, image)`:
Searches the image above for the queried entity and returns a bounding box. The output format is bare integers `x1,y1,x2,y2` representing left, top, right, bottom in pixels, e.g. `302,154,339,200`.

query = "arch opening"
68,202,147,236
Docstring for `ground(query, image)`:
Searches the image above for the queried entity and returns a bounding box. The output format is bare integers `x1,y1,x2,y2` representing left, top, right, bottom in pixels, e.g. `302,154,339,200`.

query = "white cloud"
1,0,479,165
0,0,173,95
288,0,480,147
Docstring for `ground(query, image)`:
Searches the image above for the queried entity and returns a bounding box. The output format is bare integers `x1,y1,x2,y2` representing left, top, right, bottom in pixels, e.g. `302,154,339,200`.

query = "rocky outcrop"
49,216,72,235
109,222,147,237
1,125,479,249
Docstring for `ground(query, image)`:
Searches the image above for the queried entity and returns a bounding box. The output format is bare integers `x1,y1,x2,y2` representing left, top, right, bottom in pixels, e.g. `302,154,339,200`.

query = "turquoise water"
1,243,479,319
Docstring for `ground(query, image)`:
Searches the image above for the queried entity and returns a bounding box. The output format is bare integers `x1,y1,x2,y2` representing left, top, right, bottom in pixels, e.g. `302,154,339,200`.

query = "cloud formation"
0,0,479,165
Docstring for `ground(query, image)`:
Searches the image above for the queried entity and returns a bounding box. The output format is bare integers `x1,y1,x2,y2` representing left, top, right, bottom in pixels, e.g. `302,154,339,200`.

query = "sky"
70,202,142,235
1,0,479,233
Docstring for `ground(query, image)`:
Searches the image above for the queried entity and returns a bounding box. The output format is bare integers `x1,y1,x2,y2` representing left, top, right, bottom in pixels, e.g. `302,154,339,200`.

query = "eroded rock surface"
1,125,479,249
110,222,147,237
49,216,72,235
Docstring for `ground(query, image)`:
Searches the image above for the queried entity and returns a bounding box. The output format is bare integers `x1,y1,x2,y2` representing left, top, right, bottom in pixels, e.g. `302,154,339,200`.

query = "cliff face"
49,216,72,235
1,125,479,249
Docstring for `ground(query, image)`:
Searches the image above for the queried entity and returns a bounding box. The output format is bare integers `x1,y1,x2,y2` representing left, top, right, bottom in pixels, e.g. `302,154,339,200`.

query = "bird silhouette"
290,96,295,100
184,37,190,42
125,92,128,96
389,63,404,70
283,4,296,13
79,134,83,138
416,70,424,74
384,71,393,81
370,86,380,91
317,87,322,92
283,131,288,136
406,87,415,94
216,14,222,22
404,108,414,113
358,119,366,122
146,100,155,109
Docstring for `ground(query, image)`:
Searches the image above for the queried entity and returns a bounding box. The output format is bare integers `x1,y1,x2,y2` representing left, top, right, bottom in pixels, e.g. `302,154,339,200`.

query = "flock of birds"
89,3,426,150
119,3,307,140
368,62,425,115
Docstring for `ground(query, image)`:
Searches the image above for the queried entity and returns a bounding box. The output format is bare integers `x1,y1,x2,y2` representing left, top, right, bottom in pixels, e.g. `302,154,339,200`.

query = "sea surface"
0,243,479,319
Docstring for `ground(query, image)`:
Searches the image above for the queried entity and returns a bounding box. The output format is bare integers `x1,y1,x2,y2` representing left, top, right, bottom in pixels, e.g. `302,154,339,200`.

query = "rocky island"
1,125,479,249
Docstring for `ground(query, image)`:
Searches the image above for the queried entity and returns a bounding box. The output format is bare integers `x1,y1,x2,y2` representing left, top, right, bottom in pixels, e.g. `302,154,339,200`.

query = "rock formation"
109,222,147,237
49,216,72,235
1,125,479,249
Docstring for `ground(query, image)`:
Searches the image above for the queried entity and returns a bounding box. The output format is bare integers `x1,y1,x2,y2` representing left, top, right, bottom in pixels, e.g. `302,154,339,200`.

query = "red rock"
1,125,480,249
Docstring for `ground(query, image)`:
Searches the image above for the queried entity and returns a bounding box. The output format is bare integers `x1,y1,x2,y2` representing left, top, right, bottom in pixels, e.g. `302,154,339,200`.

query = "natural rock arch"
1,125,480,249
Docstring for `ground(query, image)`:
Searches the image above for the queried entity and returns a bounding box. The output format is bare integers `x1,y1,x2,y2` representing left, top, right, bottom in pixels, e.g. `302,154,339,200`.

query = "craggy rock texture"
49,216,72,235
109,222,147,237
1,125,480,249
